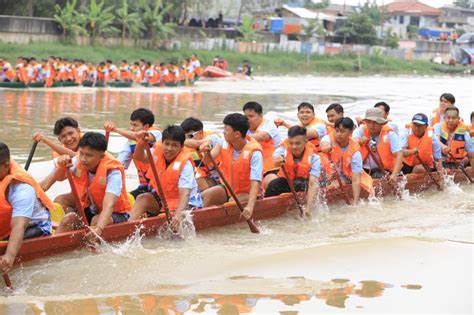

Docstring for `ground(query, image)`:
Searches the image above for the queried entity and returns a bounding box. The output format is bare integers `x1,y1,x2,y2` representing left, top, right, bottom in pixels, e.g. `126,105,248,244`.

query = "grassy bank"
0,41,468,75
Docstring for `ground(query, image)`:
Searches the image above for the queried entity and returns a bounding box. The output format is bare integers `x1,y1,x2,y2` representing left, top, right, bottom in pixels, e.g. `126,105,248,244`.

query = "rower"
33,117,81,158
200,113,263,220
352,108,403,183
0,58,16,82
243,102,282,188
190,53,203,77
401,113,442,174
320,118,373,204
430,93,455,127
325,103,345,125
128,125,203,221
433,106,474,169
104,108,162,199
180,117,221,193
106,60,119,81
264,126,320,215
374,102,399,135
54,132,131,240
0,142,53,273
274,102,327,152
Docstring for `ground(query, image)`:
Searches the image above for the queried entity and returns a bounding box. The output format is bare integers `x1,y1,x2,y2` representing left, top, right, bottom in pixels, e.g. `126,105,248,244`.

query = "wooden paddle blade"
3,273,13,290
247,219,260,234
24,141,38,171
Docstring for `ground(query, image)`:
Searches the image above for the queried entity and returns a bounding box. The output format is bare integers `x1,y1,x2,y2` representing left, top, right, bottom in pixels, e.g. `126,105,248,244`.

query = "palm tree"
82,0,119,45
54,0,87,41
302,19,325,40
236,16,260,42
116,0,145,45
140,0,176,48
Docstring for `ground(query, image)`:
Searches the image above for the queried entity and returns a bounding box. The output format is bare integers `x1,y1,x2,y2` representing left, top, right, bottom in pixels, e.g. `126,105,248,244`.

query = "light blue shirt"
320,135,363,173
117,130,162,169
400,128,443,159
353,126,401,169
247,119,282,148
433,123,474,153
8,182,51,234
177,160,203,208
273,146,321,177
218,138,263,181
307,123,327,140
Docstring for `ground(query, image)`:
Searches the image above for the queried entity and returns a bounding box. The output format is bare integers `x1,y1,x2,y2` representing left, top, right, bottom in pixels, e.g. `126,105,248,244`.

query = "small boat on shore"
202,66,233,78
1,168,471,266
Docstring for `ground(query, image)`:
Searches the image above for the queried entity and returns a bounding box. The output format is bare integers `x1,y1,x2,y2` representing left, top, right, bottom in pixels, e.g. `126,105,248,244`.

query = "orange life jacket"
278,141,315,181
73,153,130,213
403,123,434,167
328,134,373,191
430,108,442,127
119,64,132,81
2,62,16,80
217,137,263,195
183,131,215,179
439,121,468,162
358,124,396,172
130,126,160,187
18,66,29,84
148,144,194,210
254,119,277,173
195,66,203,76
301,117,326,152
0,160,54,239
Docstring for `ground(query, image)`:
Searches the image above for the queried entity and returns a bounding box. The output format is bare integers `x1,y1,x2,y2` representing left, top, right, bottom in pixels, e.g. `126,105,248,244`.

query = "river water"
0,76,472,314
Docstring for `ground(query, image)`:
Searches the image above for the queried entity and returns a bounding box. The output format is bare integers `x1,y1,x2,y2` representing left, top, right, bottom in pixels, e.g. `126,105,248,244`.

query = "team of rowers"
0,54,204,87
1,92,473,272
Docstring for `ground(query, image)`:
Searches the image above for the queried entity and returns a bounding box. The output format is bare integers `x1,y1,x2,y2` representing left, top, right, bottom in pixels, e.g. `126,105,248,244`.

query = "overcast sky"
329,0,454,8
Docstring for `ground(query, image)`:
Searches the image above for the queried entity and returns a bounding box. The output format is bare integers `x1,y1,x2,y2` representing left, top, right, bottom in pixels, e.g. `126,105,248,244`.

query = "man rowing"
401,113,443,174
243,102,282,188
128,125,204,222
374,102,399,135
430,93,456,127
264,126,320,216
54,132,131,241
0,142,53,273
352,108,403,183
200,113,263,220
104,108,162,200
433,106,474,169
320,118,373,204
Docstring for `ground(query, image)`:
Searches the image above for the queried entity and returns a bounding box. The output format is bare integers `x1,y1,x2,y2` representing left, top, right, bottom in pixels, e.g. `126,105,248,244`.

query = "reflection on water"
0,278,418,314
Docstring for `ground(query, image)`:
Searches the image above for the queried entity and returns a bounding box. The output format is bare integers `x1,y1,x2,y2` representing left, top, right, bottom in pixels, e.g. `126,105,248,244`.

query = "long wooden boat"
0,81,79,89
1,168,472,266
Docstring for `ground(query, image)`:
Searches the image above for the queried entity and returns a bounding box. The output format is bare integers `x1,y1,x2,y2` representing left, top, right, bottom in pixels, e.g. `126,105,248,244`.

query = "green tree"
384,28,399,49
116,0,145,44
302,19,325,39
359,0,380,25
82,0,119,45
140,0,176,48
454,0,474,9
54,0,87,41
338,12,377,45
236,16,260,42
304,0,330,10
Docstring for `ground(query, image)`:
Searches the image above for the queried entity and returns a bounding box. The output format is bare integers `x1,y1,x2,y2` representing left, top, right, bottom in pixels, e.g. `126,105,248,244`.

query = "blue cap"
412,113,428,125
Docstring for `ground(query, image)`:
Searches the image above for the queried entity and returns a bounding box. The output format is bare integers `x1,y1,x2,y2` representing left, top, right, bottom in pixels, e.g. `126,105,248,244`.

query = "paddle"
415,154,443,191
280,164,304,216
105,131,110,148
3,141,39,289
205,152,260,234
144,146,173,224
447,152,473,184
24,141,38,171
65,168,89,227
327,155,351,205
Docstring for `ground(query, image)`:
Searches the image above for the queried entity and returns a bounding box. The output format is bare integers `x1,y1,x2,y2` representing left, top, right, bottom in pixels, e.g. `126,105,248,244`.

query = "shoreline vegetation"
0,42,471,76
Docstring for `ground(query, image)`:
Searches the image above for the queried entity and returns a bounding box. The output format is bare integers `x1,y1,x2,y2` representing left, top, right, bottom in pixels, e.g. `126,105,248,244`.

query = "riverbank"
0,42,470,76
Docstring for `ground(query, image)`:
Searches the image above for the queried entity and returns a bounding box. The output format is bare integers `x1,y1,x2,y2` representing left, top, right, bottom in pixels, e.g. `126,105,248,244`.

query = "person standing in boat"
0,142,53,273
243,102,282,189
433,106,474,169
274,102,328,153
200,113,263,220
127,125,203,222
430,93,456,127
352,108,403,183
103,108,162,200
54,132,131,241
180,117,221,195
320,118,373,204
400,113,443,174
264,126,320,215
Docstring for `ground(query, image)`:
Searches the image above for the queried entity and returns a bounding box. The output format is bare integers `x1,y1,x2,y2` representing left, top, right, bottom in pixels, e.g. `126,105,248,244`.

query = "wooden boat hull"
202,66,232,78
1,168,472,264
0,81,79,88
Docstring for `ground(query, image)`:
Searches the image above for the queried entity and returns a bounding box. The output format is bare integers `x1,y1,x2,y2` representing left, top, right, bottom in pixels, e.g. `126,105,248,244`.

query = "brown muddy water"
0,76,472,314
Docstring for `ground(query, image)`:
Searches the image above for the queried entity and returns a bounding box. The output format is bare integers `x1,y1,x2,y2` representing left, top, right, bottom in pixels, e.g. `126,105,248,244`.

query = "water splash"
442,172,464,195
157,210,196,241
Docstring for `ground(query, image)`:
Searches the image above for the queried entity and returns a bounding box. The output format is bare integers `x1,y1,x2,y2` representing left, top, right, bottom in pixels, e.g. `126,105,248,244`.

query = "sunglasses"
185,131,200,139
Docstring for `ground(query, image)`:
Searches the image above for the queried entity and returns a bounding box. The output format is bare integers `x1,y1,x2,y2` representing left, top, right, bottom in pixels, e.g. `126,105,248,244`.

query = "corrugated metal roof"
282,5,335,22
